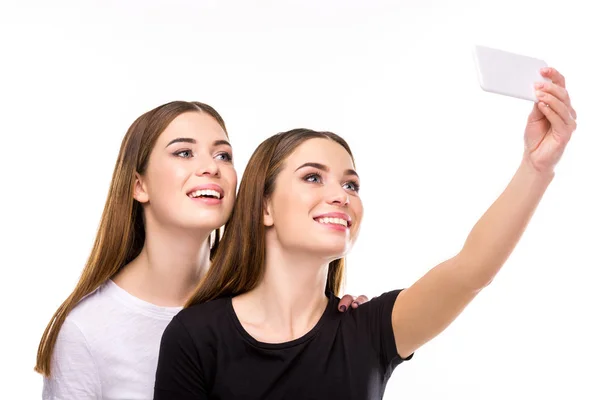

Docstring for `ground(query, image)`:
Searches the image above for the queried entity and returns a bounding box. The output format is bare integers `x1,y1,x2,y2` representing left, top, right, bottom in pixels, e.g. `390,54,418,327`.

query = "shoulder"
51,281,128,363
344,289,402,313
59,283,108,336
176,296,231,326
343,289,403,324
165,297,232,342
365,289,402,308
374,289,403,304
46,315,103,398
50,312,101,388
154,302,229,398
63,281,118,335
67,281,115,319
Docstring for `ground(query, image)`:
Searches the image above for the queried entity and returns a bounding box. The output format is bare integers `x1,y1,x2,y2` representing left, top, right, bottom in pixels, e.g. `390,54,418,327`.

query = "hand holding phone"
473,45,550,102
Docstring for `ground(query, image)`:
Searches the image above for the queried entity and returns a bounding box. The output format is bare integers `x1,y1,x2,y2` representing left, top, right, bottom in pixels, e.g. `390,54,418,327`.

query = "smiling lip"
186,184,225,198
186,184,225,206
313,212,352,228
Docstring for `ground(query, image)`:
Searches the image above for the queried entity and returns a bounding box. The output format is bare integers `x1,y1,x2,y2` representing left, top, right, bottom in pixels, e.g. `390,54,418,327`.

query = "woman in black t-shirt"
154,67,576,400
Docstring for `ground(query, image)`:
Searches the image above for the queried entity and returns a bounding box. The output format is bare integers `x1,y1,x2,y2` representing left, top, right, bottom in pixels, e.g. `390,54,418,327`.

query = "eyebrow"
165,138,232,148
295,162,359,179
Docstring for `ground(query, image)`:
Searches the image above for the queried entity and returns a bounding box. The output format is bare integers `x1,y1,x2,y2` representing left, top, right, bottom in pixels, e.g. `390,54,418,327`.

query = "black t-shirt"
154,289,412,400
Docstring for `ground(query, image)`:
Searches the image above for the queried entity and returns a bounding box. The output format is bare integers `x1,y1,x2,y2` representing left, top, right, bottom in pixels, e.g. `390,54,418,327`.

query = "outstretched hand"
338,294,369,312
524,67,577,173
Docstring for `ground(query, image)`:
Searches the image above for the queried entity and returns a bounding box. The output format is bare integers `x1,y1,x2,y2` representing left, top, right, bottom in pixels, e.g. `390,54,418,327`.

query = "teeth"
189,189,221,199
316,217,348,227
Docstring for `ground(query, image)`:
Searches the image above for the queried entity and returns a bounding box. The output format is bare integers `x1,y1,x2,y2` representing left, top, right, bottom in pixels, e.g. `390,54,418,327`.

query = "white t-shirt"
43,279,182,400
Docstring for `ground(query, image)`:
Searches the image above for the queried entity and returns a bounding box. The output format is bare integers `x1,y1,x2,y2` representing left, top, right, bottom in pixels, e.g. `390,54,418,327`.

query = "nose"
194,154,220,177
326,185,350,207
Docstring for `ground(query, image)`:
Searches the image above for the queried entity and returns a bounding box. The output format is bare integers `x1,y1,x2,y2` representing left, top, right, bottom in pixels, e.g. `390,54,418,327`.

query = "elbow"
451,254,497,292
478,276,495,290
469,268,498,292
462,266,497,292
459,275,492,293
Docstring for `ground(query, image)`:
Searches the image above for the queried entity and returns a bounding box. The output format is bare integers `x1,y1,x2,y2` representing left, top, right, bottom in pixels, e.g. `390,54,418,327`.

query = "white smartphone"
473,45,549,102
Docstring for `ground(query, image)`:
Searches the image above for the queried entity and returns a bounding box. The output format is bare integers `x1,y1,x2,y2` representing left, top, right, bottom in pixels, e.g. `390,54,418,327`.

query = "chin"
309,241,351,261
183,214,228,231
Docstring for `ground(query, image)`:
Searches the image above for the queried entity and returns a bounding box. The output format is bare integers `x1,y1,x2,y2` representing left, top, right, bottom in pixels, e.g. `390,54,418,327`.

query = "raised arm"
391,68,577,359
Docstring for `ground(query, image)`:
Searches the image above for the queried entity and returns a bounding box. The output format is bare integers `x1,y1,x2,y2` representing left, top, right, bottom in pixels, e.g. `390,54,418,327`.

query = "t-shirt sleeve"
42,318,101,400
356,289,413,372
153,315,208,400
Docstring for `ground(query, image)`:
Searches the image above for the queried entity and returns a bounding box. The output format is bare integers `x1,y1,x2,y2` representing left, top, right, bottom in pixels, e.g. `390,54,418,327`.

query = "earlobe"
133,172,150,203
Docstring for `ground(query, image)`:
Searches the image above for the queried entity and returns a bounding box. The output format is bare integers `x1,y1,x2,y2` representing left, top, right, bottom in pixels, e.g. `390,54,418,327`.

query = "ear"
263,197,274,227
133,172,150,203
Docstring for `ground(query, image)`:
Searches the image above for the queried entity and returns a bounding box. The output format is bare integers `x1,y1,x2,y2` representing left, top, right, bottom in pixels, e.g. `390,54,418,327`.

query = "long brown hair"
35,101,228,376
186,128,355,307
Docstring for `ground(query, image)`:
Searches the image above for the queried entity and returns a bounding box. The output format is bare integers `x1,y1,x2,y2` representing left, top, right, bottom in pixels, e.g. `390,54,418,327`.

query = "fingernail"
542,67,550,74
535,90,544,98
340,305,347,312
534,82,544,89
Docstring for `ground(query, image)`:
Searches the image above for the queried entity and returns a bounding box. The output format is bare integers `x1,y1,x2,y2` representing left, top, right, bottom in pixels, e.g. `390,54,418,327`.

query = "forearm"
391,67,575,358
457,156,555,288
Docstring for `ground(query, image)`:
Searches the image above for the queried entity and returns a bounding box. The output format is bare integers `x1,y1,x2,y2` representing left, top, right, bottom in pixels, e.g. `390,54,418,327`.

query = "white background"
1,0,598,398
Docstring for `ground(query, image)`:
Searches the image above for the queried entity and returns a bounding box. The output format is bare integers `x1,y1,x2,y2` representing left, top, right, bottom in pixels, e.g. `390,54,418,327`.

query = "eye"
174,149,193,158
343,180,360,192
303,173,322,184
215,152,233,162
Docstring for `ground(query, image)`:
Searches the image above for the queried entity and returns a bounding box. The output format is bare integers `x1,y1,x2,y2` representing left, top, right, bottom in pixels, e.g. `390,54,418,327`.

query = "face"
264,138,363,261
134,111,237,232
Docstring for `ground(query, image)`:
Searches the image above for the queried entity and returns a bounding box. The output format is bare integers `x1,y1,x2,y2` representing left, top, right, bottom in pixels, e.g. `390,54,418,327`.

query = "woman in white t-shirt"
35,101,366,400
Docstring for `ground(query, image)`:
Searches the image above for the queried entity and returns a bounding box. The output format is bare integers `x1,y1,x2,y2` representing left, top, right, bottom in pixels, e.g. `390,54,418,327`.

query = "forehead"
157,111,227,145
286,138,355,169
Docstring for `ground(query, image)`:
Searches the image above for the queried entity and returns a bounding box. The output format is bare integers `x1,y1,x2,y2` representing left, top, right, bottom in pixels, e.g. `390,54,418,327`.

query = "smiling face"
133,111,237,232
263,137,363,261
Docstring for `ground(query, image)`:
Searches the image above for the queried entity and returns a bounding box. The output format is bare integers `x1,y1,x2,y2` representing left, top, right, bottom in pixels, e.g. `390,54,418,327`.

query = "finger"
537,102,562,131
541,67,566,88
539,68,576,119
535,81,570,105
538,101,577,143
338,295,354,312
537,101,576,142
536,90,575,127
351,295,369,308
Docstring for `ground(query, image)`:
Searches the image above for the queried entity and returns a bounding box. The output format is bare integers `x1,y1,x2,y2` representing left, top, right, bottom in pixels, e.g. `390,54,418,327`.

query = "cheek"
148,163,189,196
223,167,238,191
219,167,237,208
296,190,322,220
352,198,364,227
272,191,304,225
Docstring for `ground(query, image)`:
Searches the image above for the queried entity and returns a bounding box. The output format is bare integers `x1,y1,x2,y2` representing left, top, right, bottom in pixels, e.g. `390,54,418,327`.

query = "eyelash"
216,152,233,162
173,149,233,162
303,172,360,193
174,149,193,158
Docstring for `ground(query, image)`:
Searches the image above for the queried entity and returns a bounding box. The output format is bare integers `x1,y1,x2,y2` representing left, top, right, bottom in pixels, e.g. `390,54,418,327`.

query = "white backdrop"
1,0,598,398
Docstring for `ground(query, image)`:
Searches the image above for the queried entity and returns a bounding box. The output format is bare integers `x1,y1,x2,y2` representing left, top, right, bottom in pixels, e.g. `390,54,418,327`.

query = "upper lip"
186,184,225,198
313,212,352,227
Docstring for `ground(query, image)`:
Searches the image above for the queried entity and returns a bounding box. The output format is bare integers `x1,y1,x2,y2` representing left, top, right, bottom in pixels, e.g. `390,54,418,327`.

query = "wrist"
518,155,555,188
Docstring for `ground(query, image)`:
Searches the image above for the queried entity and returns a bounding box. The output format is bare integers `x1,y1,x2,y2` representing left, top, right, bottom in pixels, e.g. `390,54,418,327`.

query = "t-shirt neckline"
226,291,337,350
105,279,183,320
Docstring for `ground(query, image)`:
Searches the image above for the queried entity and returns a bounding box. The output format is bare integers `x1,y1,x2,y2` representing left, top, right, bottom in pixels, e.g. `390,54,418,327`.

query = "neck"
238,239,330,339
113,222,213,307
